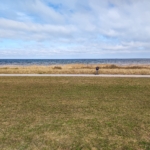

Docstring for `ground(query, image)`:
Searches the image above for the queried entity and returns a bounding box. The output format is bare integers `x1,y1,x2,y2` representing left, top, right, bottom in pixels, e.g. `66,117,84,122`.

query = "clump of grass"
53,66,62,69
101,64,119,69
0,67,9,69
124,65,148,69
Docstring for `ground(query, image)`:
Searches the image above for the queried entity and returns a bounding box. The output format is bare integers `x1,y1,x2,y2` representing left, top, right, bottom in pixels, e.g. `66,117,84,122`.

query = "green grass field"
0,77,150,150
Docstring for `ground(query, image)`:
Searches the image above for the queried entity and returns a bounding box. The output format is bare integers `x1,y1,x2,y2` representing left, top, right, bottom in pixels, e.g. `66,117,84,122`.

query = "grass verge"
0,77,150,150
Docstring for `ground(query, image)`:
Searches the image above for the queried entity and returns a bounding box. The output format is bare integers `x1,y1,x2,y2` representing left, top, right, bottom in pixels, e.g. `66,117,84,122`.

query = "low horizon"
0,58,150,60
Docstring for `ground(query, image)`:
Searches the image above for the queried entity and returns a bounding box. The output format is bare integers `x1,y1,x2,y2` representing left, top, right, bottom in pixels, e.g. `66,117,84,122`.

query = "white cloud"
0,18,77,41
0,0,150,58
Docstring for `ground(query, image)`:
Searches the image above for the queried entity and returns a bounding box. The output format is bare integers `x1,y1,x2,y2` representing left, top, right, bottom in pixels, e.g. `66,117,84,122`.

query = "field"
0,64,150,74
0,77,150,150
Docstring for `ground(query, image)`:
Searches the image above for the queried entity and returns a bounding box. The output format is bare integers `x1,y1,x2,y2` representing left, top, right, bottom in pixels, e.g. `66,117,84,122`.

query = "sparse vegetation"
53,66,62,69
0,64,150,74
0,77,150,150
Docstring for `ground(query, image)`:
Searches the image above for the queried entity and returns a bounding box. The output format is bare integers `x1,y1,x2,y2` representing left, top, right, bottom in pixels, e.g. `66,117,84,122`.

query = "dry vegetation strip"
0,77,150,150
0,64,150,74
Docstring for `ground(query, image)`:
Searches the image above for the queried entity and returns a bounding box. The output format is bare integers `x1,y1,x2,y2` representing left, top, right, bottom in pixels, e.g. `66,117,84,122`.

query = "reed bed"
0,64,150,74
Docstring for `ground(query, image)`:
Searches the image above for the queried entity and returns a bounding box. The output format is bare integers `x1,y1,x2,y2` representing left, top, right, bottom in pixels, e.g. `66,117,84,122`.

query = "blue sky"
0,0,150,59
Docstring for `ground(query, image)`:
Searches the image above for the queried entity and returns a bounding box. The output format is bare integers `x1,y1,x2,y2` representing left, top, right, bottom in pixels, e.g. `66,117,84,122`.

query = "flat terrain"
0,64,150,74
0,77,150,150
0,74,150,77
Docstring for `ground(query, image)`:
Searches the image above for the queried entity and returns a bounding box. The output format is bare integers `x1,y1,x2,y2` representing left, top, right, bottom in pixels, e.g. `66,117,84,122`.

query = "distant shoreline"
0,58,150,66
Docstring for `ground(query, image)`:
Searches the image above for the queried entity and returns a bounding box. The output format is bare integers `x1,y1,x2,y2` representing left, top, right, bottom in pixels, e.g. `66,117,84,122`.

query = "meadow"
0,64,150,74
0,77,150,150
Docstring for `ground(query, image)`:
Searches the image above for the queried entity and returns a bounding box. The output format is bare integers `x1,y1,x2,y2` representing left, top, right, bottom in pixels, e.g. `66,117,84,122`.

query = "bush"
53,66,62,69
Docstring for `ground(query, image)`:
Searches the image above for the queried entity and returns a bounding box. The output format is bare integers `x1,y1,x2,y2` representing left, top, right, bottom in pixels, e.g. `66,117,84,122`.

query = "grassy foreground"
0,64,150,74
0,77,150,150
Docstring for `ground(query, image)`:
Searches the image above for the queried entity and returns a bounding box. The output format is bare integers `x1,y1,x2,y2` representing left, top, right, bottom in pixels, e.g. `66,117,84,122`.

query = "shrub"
53,66,62,69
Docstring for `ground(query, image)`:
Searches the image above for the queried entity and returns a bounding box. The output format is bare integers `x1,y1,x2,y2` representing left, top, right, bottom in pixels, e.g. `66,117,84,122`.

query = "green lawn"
0,77,150,150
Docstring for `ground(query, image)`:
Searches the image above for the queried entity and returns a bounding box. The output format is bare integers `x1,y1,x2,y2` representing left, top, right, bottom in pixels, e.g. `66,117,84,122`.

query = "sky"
0,0,150,59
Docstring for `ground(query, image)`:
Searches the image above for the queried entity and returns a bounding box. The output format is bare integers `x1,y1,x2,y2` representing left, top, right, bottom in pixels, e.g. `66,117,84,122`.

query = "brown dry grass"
0,64,150,74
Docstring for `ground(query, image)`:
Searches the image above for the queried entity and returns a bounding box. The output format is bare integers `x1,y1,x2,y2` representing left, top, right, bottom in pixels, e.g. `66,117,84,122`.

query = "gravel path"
0,74,150,77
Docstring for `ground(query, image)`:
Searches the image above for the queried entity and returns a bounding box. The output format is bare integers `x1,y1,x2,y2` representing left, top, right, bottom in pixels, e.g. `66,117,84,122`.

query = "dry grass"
0,77,150,150
0,64,150,74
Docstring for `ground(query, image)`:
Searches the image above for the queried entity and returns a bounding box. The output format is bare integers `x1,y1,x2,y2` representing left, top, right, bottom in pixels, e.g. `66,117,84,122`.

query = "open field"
0,64,150,74
0,77,150,150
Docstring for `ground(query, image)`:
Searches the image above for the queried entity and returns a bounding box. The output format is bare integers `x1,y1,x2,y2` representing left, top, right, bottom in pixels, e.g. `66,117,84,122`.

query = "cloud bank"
0,0,150,58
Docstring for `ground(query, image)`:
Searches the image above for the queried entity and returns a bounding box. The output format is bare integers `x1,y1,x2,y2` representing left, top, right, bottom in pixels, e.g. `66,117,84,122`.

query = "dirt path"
0,74,150,77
